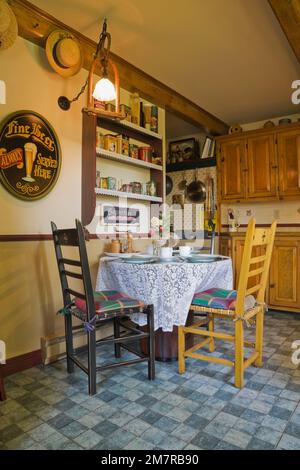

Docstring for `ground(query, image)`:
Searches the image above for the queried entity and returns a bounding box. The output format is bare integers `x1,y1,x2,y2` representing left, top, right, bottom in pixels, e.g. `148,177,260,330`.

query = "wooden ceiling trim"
9,0,228,135
268,0,300,64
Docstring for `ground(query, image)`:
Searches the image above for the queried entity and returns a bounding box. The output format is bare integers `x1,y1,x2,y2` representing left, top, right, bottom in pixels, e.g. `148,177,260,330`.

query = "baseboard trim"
2,349,42,377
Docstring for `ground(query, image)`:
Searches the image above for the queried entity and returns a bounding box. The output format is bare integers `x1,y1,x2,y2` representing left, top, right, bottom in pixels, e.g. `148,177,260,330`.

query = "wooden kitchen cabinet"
246,135,277,199
218,139,245,201
216,122,300,203
220,233,300,313
277,129,300,197
269,239,300,311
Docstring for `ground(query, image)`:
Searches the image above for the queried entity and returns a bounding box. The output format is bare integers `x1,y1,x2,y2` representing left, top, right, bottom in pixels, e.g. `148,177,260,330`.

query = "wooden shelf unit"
82,110,164,226
166,157,216,173
96,148,163,171
95,188,162,203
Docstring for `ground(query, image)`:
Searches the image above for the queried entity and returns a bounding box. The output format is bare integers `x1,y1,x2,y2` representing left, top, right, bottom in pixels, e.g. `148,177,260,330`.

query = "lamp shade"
92,77,116,102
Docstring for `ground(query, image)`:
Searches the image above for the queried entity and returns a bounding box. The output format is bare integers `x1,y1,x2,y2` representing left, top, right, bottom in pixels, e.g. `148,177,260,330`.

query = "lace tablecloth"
96,258,233,332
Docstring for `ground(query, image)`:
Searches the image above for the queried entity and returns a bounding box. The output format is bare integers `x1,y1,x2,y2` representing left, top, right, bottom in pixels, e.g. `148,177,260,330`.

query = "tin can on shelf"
120,104,131,122
94,100,105,110
116,134,122,154
105,103,116,113
100,177,108,189
151,106,158,133
107,177,117,190
121,135,129,156
143,104,152,130
130,92,140,126
104,134,117,152
120,183,132,193
131,182,142,194
129,144,139,159
138,146,152,162
96,128,104,148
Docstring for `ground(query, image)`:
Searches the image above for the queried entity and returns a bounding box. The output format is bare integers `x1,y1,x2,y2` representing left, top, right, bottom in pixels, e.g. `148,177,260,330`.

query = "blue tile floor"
1,311,300,450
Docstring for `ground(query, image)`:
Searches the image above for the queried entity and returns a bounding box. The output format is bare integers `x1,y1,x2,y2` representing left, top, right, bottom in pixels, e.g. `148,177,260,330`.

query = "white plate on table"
157,256,181,263
122,257,156,264
104,252,140,258
184,254,224,263
135,254,158,259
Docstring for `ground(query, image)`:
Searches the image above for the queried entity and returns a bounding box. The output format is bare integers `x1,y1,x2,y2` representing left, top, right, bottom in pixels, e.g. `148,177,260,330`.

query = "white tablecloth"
96,258,233,332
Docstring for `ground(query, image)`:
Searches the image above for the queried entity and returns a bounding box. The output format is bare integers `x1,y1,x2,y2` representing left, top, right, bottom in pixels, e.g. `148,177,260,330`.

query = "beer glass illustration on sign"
22,142,37,182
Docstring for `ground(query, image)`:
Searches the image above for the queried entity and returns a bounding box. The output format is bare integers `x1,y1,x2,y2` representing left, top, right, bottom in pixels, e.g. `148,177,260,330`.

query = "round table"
96,257,233,360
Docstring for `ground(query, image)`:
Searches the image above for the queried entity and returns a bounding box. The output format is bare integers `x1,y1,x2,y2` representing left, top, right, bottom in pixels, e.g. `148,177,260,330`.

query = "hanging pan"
186,169,206,203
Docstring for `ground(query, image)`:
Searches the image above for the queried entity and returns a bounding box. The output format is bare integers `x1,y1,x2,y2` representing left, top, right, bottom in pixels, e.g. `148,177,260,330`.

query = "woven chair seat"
192,288,256,312
74,290,145,316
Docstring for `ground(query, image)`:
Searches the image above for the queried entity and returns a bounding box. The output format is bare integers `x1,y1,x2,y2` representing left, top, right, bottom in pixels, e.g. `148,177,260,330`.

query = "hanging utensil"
178,171,187,192
186,169,206,203
166,175,173,195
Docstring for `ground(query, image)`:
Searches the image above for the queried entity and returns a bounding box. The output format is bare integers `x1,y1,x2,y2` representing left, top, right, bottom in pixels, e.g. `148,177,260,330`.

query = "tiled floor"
1,310,300,450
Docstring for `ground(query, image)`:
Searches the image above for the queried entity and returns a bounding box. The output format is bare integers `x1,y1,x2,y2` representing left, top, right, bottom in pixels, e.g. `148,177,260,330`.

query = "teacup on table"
179,246,192,257
160,247,173,258
146,245,154,255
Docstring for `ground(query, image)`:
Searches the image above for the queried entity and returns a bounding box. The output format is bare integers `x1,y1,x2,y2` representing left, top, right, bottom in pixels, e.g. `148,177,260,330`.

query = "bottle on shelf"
140,102,144,128
151,106,158,133
127,231,133,253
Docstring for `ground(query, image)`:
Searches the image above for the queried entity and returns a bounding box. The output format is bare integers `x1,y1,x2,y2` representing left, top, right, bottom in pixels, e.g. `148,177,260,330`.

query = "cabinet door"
277,130,300,197
246,135,277,198
219,140,246,201
220,238,231,257
269,240,300,310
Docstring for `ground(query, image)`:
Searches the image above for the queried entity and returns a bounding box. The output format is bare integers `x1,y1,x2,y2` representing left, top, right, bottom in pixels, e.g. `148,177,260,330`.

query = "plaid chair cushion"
192,288,256,311
75,290,144,315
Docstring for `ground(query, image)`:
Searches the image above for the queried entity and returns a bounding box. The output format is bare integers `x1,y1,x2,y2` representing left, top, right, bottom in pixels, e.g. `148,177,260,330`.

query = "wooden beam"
268,0,300,65
9,0,228,135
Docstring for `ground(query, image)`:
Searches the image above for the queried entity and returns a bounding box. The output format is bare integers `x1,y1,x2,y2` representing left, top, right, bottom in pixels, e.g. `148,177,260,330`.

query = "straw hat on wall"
45,30,83,77
0,0,18,51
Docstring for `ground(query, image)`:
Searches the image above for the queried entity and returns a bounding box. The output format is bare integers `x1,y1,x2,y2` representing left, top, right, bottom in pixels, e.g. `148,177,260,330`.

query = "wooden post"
234,319,244,388
178,326,186,374
0,368,6,401
208,316,215,353
254,307,264,367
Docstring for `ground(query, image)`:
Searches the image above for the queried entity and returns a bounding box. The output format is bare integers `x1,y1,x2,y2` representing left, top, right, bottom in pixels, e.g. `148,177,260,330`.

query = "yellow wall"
0,37,164,359
0,238,150,359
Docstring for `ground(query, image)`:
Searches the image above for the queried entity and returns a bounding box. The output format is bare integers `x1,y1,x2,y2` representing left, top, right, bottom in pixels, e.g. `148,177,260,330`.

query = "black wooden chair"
51,219,155,395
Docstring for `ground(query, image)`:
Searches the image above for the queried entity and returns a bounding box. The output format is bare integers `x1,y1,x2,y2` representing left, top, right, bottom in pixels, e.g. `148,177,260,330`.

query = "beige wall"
0,238,150,359
0,37,164,359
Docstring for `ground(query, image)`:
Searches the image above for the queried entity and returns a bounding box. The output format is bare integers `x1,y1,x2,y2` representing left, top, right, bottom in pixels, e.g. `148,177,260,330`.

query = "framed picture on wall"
169,138,199,165
101,205,140,226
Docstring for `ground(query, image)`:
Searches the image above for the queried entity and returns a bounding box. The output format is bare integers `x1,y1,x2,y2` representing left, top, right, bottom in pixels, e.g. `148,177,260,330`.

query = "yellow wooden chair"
178,218,277,388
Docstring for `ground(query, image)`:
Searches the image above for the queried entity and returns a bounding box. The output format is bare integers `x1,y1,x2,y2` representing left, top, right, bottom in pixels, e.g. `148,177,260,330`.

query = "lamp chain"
69,19,109,104
69,78,89,104
57,18,111,110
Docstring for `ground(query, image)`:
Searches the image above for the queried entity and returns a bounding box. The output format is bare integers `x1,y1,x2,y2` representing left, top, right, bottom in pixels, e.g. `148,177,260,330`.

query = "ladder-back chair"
178,218,277,388
52,219,155,395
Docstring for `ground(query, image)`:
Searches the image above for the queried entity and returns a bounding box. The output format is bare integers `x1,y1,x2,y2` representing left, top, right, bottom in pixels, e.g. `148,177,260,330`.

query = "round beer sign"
0,110,61,201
